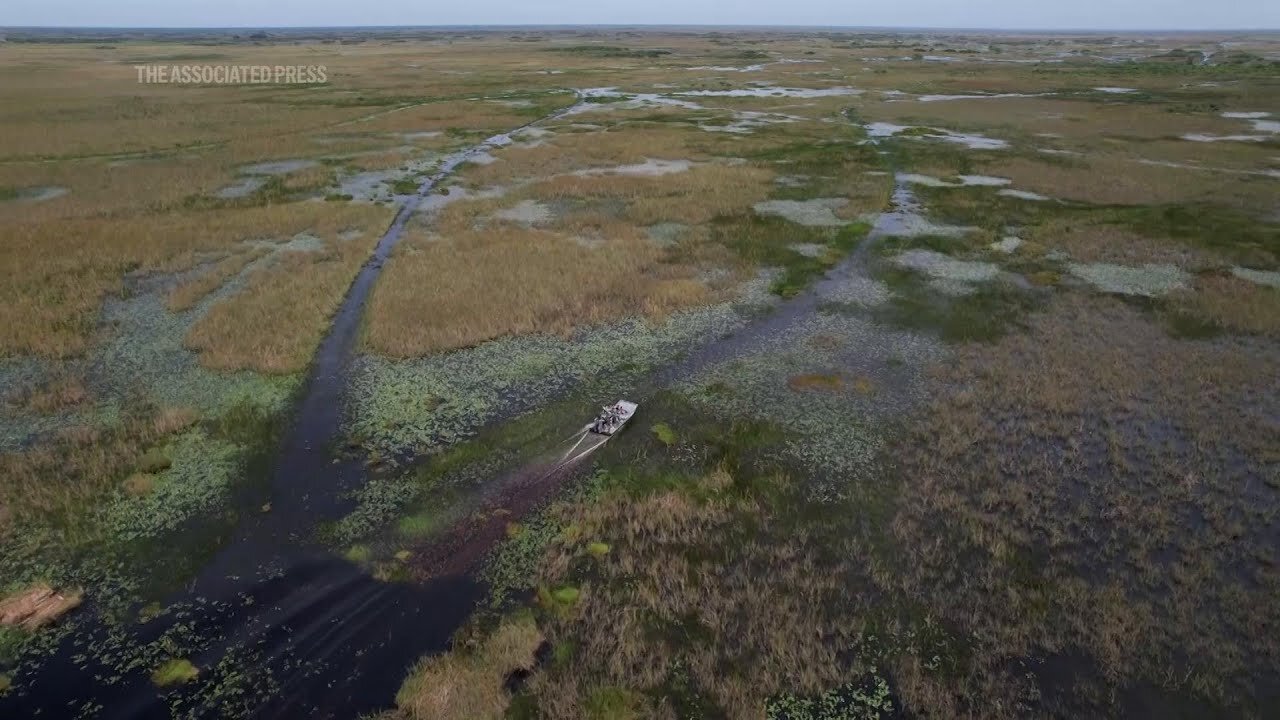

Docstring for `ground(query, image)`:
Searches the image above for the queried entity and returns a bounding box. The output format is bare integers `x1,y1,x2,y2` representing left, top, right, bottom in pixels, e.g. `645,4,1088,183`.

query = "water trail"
651,168,915,385
0,97,584,720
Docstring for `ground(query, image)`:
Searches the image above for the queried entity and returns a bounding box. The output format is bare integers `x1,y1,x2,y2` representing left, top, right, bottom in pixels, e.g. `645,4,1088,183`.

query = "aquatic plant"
346,276,778,460
650,423,677,446
681,310,944,501
104,429,243,542
766,673,895,720
892,249,1001,284
1066,262,1189,297
151,657,199,687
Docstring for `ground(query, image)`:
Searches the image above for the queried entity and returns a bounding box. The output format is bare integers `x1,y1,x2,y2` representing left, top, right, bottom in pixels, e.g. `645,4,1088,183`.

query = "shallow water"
998,189,1052,201
574,158,692,177
917,92,1050,102
675,85,862,98
899,173,1011,188
753,198,850,226
216,176,267,199
241,159,319,176
10,185,69,203
867,123,1008,150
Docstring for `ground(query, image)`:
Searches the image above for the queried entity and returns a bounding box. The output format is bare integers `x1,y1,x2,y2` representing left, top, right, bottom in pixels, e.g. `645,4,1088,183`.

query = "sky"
1,0,1277,31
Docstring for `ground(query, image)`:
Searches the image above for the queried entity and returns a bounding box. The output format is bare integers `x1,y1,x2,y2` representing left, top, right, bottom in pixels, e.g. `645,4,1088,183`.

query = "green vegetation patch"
766,672,895,720
873,266,1042,343
151,657,199,687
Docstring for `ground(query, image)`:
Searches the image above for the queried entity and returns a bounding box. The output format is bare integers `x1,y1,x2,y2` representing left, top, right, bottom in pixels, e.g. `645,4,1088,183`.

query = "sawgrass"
384,614,544,720
0,201,387,358
166,247,270,312
889,295,1279,715
186,213,391,373
1167,273,1280,338
364,225,717,357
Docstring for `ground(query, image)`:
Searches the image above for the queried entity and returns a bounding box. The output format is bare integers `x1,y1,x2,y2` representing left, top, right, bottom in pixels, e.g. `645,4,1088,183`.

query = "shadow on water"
1,103,583,719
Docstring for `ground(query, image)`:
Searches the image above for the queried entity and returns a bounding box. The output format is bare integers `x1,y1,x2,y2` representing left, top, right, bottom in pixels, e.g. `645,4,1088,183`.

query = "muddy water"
1,103,582,720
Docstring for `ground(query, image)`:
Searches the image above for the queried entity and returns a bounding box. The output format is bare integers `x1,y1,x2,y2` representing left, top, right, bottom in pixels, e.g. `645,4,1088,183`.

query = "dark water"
3,107,907,719
0,110,578,719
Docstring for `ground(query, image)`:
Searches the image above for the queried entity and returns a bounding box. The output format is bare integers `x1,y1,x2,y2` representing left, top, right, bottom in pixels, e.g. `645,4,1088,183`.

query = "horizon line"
3,23,1278,34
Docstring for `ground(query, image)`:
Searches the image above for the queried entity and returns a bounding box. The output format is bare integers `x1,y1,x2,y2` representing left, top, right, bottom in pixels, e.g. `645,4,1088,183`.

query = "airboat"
589,400,638,436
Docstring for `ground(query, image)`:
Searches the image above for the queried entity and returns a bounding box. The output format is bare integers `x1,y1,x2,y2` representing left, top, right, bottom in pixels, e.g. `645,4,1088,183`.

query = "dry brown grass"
0,201,387,358
352,99,548,136
459,126,714,186
10,375,89,415
0,584,83,630
0,405,198,538
529,469,862,719
279,165,337,192
186,221,390,373
1173,273,1280,338
364,224,718,357
0,40,576,363
982,155,1275,207
526,163,775,225
1029,218,1218,267
166,248,270,313
386,614,543,720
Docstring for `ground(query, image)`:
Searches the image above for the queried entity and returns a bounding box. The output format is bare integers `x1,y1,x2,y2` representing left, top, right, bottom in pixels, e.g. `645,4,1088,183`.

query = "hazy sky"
2,0,1277,30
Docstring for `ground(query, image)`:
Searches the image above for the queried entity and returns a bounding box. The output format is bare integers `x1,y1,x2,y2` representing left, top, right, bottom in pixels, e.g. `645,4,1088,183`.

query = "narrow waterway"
2,105,912,719
0,101,583,720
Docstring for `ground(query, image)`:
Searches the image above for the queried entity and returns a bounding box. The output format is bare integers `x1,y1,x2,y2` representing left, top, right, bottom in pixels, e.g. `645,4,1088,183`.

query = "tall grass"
185,209,392,373
385,614,543,720
364,225,716,357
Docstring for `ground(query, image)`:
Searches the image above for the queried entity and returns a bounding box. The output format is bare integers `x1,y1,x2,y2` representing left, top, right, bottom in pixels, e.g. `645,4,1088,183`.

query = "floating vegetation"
347,277,778,459
0,255,298,451
892,250,1001,284
681,311,944,500
151,658,199,687
1232,266,1280,289
754,199,851,227
818,276,892,308
104,429,242,541
1067,262,1190,297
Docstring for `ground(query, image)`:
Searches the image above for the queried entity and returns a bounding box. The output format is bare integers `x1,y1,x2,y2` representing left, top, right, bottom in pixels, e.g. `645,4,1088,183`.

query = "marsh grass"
384,614,543,720
364,225,717,357
873,267,1040,342
522,412,871,718
184,207,392,373
0,404,195,539
8,374,89,415
887,295,1279,716
1,201,389,359
710,216,871,297
165,247,270,313
1164,272,1280,339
